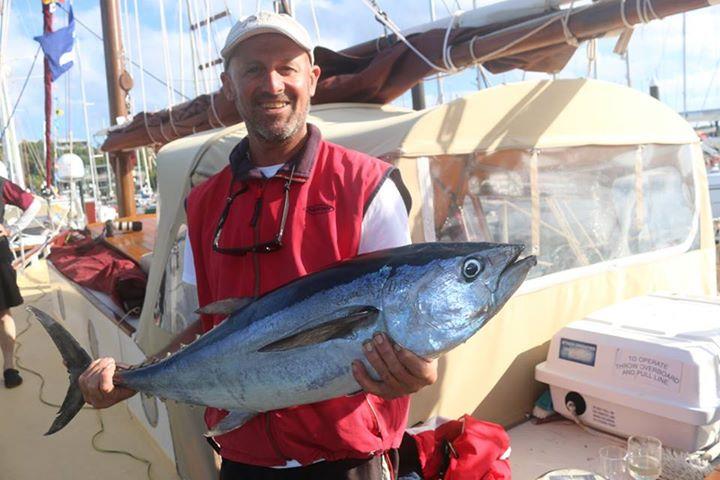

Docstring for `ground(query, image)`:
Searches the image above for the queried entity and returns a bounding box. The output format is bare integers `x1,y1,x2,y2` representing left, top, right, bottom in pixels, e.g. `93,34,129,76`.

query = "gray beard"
246,103,310,144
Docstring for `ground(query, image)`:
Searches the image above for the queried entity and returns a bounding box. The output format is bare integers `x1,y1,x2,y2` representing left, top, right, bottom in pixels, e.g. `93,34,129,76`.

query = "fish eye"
462,258,484,281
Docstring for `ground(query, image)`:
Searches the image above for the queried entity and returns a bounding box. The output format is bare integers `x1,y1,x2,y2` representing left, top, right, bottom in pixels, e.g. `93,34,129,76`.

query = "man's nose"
259,70,285,95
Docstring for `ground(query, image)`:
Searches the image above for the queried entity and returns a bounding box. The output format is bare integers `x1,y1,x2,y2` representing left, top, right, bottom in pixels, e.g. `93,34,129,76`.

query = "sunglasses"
212,164,296,256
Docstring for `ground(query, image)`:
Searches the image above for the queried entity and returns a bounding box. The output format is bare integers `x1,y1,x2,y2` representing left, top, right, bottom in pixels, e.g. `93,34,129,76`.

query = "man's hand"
352,333,438,400
78,357,136,408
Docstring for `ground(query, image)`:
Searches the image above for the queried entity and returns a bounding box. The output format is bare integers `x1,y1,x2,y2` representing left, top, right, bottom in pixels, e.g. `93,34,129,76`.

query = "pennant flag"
34,6,75,81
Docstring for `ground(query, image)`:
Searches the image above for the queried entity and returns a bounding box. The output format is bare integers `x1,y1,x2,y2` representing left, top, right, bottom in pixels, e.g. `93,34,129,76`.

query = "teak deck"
87,213,157,265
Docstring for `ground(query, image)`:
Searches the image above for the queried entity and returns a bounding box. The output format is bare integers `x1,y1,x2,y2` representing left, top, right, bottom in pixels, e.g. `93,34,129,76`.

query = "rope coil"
620,0,634,29
441,10,464,72
361,0,460,74
637,0,661,23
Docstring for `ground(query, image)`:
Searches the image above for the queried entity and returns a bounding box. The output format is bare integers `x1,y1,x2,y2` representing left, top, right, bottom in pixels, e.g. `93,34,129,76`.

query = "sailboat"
4,0,720,478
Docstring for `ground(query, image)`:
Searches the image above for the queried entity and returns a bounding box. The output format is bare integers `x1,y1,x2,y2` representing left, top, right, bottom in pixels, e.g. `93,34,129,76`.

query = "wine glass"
626,435,662,480
598,445,628,480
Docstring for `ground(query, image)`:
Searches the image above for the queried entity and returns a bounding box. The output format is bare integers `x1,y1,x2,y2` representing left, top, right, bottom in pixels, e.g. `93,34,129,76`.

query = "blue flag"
34,6,75,81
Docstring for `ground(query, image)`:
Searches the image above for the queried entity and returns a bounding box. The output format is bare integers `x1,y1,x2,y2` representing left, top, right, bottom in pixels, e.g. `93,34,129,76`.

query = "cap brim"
221,28,314,64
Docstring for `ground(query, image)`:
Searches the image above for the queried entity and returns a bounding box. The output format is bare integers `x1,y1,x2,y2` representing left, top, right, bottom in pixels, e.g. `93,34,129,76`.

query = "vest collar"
229,123,321,182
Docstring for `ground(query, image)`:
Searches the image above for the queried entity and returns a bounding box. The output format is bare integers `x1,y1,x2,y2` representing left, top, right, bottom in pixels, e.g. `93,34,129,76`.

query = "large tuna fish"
31,242,535,436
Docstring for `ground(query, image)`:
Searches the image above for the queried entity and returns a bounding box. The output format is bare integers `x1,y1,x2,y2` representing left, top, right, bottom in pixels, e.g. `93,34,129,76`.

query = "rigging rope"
637,0,660,24
158,0,180,137
442,10,463,72
205,0,216,84
121,0,136,114
643,0,660,22
468,14,562,66
701,54,720,110
309,0,322,44
178,1,186,100
56,3,190,101
132,0,160,145
361,0,460,74
619,0,634,29
475,64,491,89
0,45,41,143
586,38,597,79
186,0,209,95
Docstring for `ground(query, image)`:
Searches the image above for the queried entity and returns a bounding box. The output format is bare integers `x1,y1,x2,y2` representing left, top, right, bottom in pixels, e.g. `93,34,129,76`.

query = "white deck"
509,419,619,478
1,261,180,480
509,419,720,480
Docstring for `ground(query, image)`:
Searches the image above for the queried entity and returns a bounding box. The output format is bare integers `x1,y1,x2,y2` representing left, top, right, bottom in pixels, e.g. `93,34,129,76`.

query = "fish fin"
259,307,379,353
195,297,253,316
27,306,93,435
203,410,256,437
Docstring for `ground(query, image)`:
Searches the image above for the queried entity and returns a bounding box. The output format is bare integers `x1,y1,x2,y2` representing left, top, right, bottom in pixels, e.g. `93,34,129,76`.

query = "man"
0,169,41,388
79,12,437,479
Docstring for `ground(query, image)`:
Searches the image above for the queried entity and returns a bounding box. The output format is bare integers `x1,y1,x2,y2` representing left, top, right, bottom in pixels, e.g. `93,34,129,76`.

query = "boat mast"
682,13,687,116
100,0,135,217
0,0,25,187
42,0,52,188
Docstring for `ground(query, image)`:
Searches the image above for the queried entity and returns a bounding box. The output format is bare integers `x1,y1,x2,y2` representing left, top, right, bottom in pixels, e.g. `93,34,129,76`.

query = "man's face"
221,33,320,144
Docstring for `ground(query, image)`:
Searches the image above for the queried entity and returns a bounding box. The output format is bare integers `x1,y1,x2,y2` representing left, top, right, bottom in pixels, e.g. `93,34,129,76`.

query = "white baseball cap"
221,11,314,68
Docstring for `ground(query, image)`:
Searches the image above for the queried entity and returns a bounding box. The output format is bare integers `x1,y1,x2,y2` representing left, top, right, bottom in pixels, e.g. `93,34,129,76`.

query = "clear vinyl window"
426,144,697,279
154,224,199,334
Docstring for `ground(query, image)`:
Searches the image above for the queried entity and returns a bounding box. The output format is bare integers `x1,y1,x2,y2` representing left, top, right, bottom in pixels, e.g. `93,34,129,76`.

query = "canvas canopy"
135,77,699,352
127,77,713,480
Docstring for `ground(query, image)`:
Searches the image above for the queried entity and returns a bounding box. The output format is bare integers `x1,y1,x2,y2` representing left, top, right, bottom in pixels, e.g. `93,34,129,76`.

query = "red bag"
410,415,511,480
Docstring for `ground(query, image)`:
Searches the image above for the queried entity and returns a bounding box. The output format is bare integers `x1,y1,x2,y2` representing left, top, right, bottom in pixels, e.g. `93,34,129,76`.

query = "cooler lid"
583,293,720,345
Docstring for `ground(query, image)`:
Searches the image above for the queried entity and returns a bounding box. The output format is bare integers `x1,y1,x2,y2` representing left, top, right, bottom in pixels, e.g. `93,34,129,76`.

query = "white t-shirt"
182,167,410,285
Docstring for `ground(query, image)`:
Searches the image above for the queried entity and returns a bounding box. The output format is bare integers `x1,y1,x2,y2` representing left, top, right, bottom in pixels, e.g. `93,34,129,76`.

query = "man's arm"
79,319,204,408
7,197,41,237
351,177,438,398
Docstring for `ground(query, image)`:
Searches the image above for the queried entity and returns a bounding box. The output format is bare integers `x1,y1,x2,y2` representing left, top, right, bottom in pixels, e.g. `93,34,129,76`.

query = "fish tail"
27,306,93,435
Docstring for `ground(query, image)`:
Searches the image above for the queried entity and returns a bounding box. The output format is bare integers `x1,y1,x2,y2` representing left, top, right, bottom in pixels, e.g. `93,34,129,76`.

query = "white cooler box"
536,293,720,452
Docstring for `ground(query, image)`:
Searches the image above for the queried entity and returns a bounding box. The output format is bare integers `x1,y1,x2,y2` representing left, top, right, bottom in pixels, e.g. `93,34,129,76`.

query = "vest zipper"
265,412,290,463
251,179,269,299
364,394,385,453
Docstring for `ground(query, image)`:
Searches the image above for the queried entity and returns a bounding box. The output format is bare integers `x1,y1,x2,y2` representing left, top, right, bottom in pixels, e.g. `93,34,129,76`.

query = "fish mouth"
495,246,536,304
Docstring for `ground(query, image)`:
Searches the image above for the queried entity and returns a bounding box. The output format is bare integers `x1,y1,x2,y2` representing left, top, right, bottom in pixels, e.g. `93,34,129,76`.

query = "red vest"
186,126,410,466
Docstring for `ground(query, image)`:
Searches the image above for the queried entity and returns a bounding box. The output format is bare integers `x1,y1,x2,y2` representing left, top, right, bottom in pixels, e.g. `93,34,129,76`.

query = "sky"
3,0,720,145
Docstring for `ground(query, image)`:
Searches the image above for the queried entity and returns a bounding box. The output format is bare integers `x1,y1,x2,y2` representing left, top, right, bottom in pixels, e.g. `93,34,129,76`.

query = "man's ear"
308,64,321,97
220,71,235,101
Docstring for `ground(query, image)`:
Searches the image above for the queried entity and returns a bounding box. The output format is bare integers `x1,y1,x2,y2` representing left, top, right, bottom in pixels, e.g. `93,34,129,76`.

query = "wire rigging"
309,0,322,44
701,55,720,110
132,0,159,144
157,0,179,136
0,46,41,143
56,3,190,101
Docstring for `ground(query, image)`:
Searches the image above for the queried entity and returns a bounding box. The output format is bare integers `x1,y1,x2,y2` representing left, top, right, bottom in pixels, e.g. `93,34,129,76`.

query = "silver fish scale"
234,265,391,349
123,266,394,409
